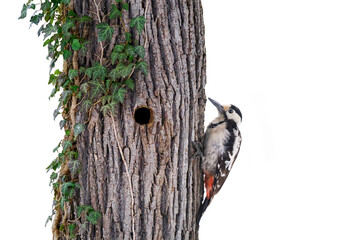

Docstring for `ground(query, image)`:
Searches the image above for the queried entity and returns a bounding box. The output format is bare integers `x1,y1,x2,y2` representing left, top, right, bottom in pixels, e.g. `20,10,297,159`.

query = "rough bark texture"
58,0,206,239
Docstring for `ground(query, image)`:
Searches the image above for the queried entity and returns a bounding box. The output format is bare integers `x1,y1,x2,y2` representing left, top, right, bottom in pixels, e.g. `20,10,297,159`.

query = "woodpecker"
198,98,242,224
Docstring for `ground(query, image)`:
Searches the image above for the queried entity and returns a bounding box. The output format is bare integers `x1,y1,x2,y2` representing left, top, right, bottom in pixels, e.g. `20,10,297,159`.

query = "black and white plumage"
198,98,242,224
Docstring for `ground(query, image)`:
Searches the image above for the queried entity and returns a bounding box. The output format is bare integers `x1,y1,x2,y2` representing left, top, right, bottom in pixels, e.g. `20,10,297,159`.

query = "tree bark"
55,0,206,239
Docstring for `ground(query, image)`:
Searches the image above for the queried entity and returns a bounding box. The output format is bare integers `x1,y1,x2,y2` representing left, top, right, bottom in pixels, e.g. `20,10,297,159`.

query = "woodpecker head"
208,98,242,123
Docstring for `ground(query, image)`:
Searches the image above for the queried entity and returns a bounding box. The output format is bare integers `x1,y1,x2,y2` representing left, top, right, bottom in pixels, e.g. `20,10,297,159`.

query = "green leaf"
109,63,134,80
101,95,112,105
96,23,114,42
136,61,148,76
49,88,57,99
111,45,126,64
74,123,85,137
77,205,94,216
113,88,127,103
134,45,145,59
61,90,72,105
72,39,81,51
130,15,146,34
80,15,92,23
122,3,129,10
30,13,44,26
63,50,72,60
61,0,71,4
68,69,78,81
68,224,76,239
110,51,120,65
100,102,117,115
85,62,108,81
69,160,81,178
42,23,57,39
45,215,52,227
114,44,125,53
19,3,36,19
61,182,80,199
124,78,135,90
124,45,135,58
82,100,92,113
89,81,107,99
80,83,89,93
125,32,132,42
59,120,67,130
53,105,61,120
62,19,75,32
62,140,73,152
87,211,102,224
110,4,122,19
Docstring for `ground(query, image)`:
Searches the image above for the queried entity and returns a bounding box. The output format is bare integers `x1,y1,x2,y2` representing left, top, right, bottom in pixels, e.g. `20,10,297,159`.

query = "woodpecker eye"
228,109,234,113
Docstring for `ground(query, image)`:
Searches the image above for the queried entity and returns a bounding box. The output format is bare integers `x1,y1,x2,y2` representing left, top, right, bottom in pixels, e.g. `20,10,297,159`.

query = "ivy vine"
20,0,147,238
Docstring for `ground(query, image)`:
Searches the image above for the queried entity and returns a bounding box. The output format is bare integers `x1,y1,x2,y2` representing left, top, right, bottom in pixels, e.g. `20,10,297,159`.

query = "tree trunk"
54,0,206,239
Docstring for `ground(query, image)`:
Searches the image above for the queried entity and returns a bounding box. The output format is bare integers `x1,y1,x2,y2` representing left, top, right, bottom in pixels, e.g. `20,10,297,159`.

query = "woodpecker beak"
208,98,225,114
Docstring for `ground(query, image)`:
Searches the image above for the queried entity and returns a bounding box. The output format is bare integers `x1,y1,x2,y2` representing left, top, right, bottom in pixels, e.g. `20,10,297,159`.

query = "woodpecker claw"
191,141,204,160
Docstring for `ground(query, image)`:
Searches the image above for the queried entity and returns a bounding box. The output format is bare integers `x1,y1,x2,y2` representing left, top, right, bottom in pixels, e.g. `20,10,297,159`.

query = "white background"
1,0,360,239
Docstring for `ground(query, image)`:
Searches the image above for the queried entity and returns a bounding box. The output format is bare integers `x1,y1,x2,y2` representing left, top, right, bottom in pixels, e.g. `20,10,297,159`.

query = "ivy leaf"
109,63,134,80
89,81,106,99
124,45,135,58
45,216,52,227
134,45,145,59
124,78,135,90
82,100,92,113
62,140,73,152
61,90,72,105
80,83,89,93
63,50,72,60
68,69,78,81
19,3,36,19
30,13,44,26
122,3,129,11
111,45,126,64
49,88,57,99
69,160,81,178
114,44,125,53
53,142,61,153
125,32,132,42
110,4,122,19
72,39,81,51
85,62,108,81
87,211,102,225
61,0,71,4
53,105,61,120
49,172,58,186
74,123,85,138
42,23,57,39
101,102,117,115
113,88,127,103
136,61,148,76
130,16,145,34
59,120,67,130
68,224,76,239
41,1,51,12
77,205,94,216
62,19,75,33
80,15,92,23
96,23,114,42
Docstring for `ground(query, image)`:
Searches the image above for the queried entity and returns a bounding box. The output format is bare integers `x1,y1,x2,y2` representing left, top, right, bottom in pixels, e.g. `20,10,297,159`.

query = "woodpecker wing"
213,120,242,195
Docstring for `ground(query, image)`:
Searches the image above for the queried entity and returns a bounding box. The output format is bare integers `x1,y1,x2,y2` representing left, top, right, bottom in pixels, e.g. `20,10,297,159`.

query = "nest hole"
134,106,152,125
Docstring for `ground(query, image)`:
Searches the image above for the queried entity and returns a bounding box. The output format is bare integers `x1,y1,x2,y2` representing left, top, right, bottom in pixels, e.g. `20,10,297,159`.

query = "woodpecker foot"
191,141,204,160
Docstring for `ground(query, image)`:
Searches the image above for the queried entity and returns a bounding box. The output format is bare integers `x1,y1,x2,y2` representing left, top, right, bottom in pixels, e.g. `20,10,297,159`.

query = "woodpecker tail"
197,197,211,225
